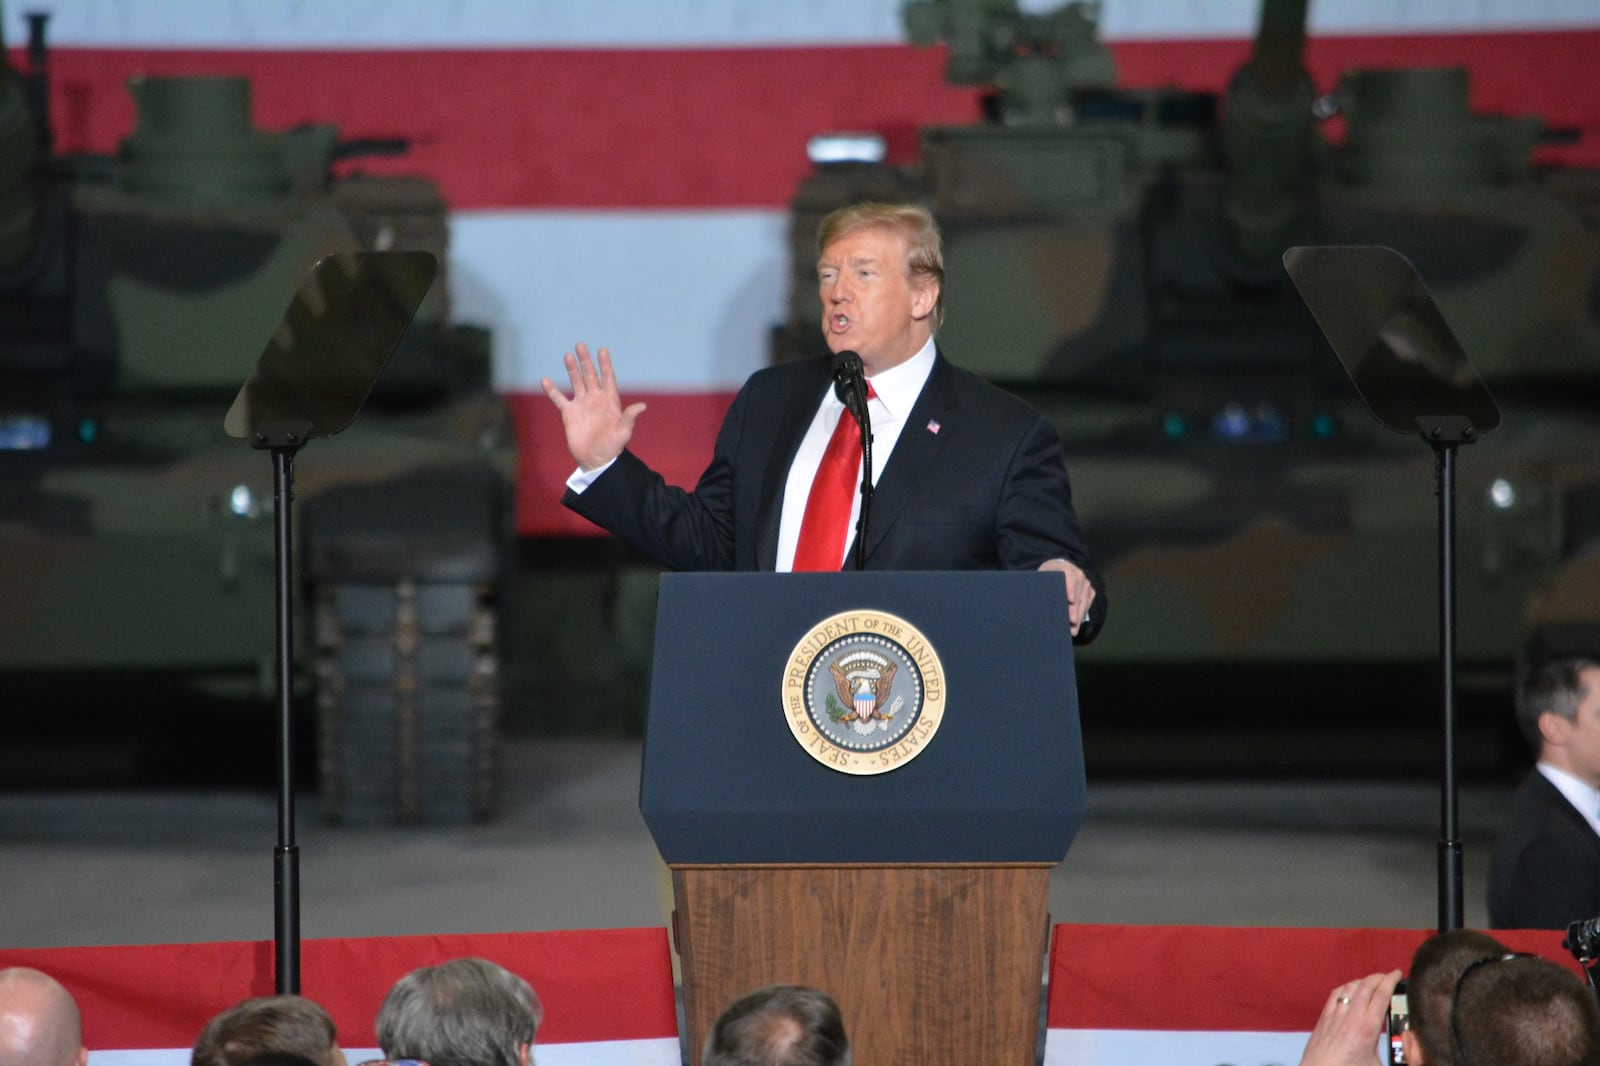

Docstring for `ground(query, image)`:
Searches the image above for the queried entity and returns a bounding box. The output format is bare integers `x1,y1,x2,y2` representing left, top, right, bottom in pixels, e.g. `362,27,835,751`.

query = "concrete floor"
0,738,1510,949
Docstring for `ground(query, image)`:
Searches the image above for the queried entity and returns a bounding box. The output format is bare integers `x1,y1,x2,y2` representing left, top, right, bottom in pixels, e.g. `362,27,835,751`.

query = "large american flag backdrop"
11,0,1599,536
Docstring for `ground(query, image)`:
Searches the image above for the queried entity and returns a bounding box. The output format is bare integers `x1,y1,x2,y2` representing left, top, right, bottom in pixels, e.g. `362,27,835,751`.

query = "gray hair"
376,958,542,1066
702,985,850,1066
1515,654,1600,751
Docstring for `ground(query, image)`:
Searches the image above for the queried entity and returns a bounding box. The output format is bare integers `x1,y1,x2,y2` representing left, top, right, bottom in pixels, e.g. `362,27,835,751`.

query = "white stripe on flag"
530,1041,682,1066
1043,1027,1324,1066
87,1050,187,1066
453,209,786,393
14,0,1597,50
1095,0,1600,37
89,1042,682,1066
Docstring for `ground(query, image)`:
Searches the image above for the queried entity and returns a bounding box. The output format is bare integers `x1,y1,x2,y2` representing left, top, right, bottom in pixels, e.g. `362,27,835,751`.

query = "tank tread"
316,578,498,825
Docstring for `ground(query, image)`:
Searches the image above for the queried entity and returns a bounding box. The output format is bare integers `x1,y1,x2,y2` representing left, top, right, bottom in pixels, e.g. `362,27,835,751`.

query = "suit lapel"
850,353,957,565
756,361,833,569
1536,773,1600,856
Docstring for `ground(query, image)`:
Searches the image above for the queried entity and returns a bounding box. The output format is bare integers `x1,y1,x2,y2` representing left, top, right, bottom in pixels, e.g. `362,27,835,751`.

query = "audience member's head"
375,958,541,1066
1401,929,1511,1066
701,985,849,1066
1451,952,1600,1066
0,968,88,1066
191,996,343,1066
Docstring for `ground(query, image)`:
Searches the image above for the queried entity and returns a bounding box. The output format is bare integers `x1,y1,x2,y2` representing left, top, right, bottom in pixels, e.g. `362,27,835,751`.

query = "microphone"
831,349,867,423
828,350,873,571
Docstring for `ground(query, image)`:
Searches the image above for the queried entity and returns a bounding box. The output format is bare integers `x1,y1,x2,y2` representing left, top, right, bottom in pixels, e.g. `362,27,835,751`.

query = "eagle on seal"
829,660,897,735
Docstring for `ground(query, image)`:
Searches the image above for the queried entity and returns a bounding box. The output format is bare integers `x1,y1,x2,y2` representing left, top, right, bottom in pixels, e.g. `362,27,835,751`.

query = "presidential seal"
781,609,946,775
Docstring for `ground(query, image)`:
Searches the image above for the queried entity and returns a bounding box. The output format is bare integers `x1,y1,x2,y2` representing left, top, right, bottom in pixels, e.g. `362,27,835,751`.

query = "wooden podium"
641,572,1087,1065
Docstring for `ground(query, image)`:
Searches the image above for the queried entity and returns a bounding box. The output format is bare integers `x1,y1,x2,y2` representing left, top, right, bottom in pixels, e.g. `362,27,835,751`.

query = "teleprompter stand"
641,571,1087,1065
224,250,437,993
1284,245,1501,932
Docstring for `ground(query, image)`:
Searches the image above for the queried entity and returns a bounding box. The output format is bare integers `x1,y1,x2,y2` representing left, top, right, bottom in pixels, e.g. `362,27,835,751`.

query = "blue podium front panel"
640,571,1085,864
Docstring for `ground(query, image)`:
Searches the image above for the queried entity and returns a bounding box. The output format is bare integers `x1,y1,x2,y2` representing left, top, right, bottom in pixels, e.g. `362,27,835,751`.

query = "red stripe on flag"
0,940,272,1051
28,46,979,210
16,28,1598,213
0,927,676,1048
509,389,736,537
1114,30,1600,170
1045,923,1575,1032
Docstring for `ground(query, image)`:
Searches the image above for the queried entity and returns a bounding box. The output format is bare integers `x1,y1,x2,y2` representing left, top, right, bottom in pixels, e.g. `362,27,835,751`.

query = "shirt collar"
1538,761,1600,827
861,335,937,420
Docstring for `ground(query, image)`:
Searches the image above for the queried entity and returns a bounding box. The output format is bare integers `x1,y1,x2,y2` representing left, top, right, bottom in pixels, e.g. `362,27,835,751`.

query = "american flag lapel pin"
926,419,941,435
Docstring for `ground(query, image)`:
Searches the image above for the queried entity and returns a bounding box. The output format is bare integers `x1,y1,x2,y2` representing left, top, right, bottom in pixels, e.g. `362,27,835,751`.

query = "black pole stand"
1283,245,1499,935
264,435,307,993
853,400,873,573
1421,416,1478,931
224,249,439,998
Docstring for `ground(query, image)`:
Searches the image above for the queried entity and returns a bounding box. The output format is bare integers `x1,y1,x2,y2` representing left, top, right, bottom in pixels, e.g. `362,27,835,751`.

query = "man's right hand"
540,343,648,472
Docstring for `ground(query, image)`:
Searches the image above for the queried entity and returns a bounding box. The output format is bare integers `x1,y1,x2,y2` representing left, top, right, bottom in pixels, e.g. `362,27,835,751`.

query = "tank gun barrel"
24,11,51,153
0,2,42,270
330,136,412,161
1221,0,1316,266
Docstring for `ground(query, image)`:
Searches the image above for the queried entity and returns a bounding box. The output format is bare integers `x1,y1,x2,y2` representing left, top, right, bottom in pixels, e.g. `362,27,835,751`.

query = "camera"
1567,916,1600,1002
1566,917,1600,963
1385,980,1409,1065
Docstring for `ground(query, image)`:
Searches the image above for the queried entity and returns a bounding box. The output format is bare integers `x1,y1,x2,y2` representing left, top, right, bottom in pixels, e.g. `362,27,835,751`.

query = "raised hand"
1297,970,1402,1066
540,343,648,472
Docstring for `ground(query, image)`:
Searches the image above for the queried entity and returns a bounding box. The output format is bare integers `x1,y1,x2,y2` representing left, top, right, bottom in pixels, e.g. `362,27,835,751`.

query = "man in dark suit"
1489,653,1600,929
539,202,1104,642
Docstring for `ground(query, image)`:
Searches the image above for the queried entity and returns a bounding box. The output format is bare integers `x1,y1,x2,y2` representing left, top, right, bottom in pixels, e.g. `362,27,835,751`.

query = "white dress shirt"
774,337,937,571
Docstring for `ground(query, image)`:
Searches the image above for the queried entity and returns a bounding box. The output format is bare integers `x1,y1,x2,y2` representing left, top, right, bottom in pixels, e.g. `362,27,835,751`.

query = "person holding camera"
1296,929,1600,1066
1296,968,1402,1066
1490,654,1600,931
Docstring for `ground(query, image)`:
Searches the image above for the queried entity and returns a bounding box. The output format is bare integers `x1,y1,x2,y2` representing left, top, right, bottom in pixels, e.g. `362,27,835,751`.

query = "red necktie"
792,386,874,572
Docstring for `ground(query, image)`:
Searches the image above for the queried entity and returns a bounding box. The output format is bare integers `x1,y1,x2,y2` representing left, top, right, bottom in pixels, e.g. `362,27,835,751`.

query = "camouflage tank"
0,13,511,823
776,0,1600,685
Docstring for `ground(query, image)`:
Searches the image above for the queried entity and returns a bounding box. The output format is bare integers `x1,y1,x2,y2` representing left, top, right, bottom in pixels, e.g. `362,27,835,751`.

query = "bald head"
0,968,88,1066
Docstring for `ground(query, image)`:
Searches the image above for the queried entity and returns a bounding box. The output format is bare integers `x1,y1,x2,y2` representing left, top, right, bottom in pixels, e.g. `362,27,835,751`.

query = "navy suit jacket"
564,351,1106,643
1488,770,1600,929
